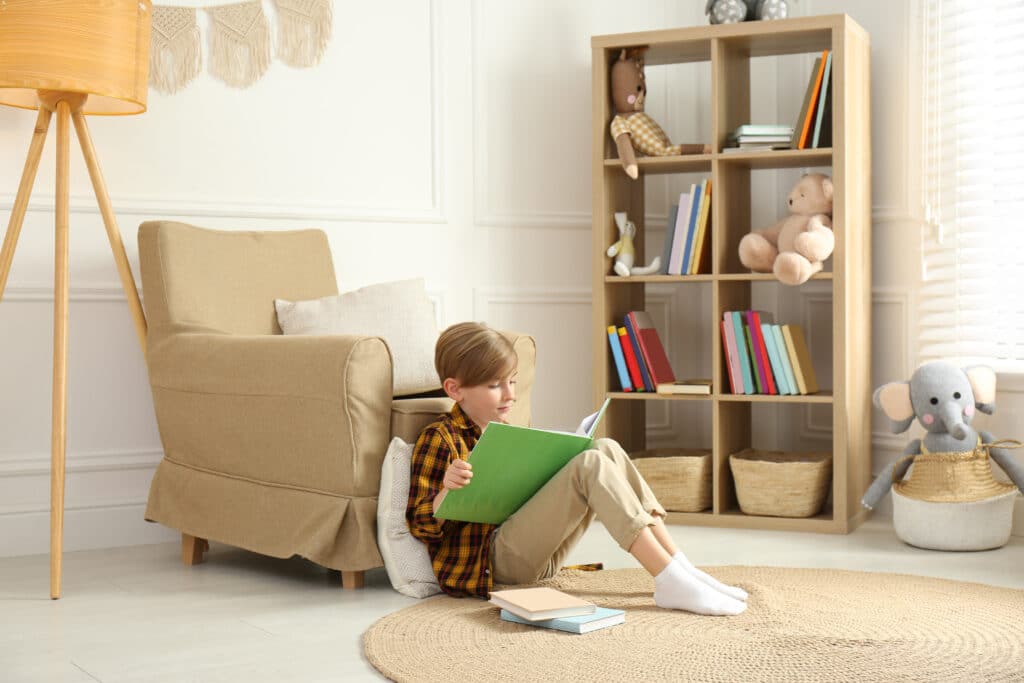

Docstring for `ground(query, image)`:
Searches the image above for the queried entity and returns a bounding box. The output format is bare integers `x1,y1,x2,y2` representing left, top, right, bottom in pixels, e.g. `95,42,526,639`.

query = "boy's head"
436,322,518,427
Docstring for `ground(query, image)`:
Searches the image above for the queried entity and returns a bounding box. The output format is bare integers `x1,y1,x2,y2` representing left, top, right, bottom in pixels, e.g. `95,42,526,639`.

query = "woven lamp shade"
0,0,152,116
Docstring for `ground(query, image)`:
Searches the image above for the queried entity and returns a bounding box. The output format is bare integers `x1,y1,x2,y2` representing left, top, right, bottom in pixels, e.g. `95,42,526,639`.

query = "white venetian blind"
920,0,1024,370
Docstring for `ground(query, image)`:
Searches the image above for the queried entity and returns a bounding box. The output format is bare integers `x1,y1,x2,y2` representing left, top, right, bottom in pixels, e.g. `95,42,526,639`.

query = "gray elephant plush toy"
862,361,1024,510
705,0,789,24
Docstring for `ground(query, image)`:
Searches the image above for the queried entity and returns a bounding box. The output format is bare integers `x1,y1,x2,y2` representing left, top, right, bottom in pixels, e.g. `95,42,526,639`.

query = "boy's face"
444,373,517,429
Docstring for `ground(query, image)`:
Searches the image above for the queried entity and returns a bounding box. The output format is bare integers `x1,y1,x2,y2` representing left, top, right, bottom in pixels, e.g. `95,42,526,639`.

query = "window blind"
920,0,1024,370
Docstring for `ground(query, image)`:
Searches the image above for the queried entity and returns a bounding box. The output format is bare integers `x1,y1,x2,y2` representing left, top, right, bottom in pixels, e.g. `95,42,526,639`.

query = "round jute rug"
363,566,1024,682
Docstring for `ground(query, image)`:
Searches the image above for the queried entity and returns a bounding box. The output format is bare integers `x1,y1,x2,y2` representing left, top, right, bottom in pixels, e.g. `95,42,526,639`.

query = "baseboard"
0,499,178,558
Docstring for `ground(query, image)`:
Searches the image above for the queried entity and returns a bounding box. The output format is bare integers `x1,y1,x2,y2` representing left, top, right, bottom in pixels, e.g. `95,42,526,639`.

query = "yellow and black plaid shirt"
406,403,496,598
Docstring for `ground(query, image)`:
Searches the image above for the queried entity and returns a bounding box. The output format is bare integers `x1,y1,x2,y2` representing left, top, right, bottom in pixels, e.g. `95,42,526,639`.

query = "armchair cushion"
275,278,440,396
377,437,442,598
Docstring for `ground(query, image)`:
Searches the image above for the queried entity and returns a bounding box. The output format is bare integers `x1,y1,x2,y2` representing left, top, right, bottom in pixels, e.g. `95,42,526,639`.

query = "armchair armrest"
146,332,393,497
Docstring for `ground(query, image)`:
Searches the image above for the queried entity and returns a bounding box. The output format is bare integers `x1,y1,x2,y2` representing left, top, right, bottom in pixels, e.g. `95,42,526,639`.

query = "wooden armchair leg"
182,533,208,566
341,571,365,589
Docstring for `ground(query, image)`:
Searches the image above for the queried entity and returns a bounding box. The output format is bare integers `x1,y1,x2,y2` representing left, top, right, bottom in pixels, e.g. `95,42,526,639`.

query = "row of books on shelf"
656,179,711,275
721,311,818,395
722,48,833,153
490,587,624,635
606,311,712,395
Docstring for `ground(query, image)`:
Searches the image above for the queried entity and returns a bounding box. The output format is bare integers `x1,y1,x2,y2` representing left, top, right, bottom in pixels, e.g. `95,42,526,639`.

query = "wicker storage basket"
729,449,832,518
632,448,712,512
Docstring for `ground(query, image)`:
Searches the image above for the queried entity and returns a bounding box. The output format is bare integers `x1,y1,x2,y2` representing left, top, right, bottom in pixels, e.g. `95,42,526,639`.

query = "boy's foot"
673,551,748,602
653,561,746,616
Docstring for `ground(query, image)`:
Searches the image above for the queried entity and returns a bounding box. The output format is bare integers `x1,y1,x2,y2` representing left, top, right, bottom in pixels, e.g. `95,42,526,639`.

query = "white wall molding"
2,283,142,302
0,448,162,479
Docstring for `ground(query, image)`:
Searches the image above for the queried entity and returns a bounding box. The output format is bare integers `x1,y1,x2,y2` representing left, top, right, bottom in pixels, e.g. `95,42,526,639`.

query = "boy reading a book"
406,322,747,616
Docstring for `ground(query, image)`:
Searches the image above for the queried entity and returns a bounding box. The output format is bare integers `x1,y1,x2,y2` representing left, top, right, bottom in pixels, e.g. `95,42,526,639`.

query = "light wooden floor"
3,518,1023,682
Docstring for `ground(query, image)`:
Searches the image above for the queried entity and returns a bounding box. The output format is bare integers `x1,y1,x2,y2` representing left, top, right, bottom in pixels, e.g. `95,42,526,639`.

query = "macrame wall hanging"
150,0,332,93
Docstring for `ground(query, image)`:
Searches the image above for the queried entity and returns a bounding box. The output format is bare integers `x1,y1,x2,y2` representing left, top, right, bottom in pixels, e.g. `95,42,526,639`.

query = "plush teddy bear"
609,48,710,180
738,172,834,285
607,211,660,276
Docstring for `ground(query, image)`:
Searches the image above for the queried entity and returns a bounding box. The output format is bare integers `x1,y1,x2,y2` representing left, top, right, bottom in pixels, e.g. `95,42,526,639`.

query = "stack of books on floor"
607,311,711,395
489,587,625,634
720,311,819,395
723,124,794,152
659,178,711,275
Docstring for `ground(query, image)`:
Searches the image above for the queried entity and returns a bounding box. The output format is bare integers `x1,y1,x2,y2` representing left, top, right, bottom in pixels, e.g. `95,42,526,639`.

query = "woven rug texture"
364,565,1024,682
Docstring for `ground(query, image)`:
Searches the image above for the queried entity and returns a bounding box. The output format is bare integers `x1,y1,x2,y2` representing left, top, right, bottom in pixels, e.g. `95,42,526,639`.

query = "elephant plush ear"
873,381,914,433
964,365,997,414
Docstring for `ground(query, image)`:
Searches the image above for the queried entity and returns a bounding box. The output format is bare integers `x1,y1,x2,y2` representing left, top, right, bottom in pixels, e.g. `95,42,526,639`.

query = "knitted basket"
729,449,832,518
892,445,1018,503
632,448,712,512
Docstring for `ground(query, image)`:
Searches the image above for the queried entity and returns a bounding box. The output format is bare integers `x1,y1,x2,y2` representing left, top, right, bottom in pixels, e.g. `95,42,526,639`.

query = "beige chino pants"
490,438,667,585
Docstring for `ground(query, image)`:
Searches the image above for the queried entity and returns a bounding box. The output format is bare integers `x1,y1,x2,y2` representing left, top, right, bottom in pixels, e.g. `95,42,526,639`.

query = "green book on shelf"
435,398,612,525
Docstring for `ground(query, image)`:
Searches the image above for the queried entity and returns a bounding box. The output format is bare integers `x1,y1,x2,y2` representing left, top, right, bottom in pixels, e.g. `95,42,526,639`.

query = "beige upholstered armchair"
139,221,536,588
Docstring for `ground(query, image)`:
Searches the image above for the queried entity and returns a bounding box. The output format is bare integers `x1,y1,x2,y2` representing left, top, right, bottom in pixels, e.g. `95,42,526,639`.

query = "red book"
625,311,676,386
617,327,645,392
720,320,736,394
745,310,777,395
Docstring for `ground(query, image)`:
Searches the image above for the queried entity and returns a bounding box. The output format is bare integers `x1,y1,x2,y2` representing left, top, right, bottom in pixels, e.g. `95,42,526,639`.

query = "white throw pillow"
275,278,440,396
376,437,442,598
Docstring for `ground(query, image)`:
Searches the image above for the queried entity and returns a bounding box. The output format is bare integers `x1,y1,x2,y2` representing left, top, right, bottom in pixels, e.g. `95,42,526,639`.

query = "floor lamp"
0,0,152,599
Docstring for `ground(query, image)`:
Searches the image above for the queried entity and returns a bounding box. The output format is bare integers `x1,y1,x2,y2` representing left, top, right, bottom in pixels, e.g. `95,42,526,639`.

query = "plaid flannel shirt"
405,403,496,598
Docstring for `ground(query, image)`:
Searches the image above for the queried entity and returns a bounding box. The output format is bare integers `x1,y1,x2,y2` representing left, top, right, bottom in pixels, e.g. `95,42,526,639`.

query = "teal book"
435,399,612,525
761,322,792,395
500,607,625,634
730,311,754,394
811,51,833,148
606,326,632,392
771,324,801,396
744,324,763,393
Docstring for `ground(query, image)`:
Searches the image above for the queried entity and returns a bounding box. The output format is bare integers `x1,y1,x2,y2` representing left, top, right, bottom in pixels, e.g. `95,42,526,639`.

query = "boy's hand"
443,459,472,490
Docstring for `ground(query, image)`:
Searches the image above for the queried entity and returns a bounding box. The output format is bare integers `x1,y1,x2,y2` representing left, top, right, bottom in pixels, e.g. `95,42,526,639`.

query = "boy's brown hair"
435,322,517,386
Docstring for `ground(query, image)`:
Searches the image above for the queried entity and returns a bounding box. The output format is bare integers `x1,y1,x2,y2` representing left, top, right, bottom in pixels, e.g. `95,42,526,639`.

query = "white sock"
673,551,748,602
653,560,746,616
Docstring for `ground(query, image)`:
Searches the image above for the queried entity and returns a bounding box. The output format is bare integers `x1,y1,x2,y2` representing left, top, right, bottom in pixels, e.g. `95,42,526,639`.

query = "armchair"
139,221,536,588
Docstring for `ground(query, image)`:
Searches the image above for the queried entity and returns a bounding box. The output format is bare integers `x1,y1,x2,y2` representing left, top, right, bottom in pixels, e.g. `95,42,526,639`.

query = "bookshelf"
591,15,871,534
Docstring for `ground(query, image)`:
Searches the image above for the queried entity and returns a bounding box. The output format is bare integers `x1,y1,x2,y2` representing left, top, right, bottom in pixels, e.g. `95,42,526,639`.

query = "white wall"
1,0,1018,557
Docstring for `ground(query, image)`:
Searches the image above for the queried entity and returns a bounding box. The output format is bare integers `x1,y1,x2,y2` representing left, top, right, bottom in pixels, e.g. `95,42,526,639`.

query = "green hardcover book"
744,324,763,393
435,399,612,525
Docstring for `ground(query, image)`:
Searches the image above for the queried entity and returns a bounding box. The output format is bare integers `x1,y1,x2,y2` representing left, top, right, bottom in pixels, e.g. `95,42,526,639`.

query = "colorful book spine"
680,181,704,275
750,311,777,395
689,180,712,275
624,316,654,392
761,322,792,395
731,311,754,394
781,325,807,394
744,311,775,395
798,50,829,149
607,325,632,392
668,190,693,275
787,325,819,394
617,326,645,392
770,324,800,395
720,320,737,394
743,324,763,393
811,51,833,148
626,311,676,386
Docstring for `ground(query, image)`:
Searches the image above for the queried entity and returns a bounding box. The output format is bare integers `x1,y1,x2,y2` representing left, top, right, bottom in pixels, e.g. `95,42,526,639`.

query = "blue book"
500,607,625,634
624,315,654,392
679,182,703,275
761,322,792,395
606,325,632,392
731,311,754,394
659,204,679,275
771,324,801,396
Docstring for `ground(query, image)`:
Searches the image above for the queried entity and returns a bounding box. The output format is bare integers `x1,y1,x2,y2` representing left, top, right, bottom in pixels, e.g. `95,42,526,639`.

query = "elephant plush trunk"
939,402,968,440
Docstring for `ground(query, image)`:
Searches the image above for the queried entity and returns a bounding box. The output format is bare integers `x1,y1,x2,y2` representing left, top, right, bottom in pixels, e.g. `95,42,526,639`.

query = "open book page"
575,397,611,437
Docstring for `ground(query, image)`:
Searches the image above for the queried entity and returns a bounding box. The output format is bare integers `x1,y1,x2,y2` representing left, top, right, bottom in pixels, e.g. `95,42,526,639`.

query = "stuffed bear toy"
609,48,710,180
738,172,834,285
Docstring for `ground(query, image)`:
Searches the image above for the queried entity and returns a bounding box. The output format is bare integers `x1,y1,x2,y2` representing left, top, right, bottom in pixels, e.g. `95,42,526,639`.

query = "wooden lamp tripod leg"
0,108,52,302
51,101,72,600
71,111,148,353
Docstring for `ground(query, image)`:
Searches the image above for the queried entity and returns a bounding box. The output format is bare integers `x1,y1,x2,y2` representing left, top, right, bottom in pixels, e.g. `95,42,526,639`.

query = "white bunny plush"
607,212,661,277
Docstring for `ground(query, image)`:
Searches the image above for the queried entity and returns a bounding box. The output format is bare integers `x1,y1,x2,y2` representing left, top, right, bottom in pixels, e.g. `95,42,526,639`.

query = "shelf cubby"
592,14,871,534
